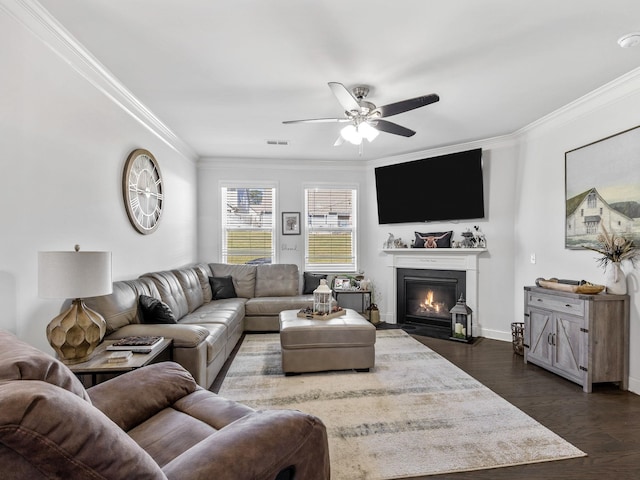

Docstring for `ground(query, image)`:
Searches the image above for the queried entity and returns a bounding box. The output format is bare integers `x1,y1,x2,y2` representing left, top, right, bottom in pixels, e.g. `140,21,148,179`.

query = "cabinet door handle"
552,333,556,346
547,333,552,345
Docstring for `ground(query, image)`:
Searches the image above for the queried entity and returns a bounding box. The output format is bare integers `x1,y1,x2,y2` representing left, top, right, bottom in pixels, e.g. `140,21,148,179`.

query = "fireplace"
397,268,466,339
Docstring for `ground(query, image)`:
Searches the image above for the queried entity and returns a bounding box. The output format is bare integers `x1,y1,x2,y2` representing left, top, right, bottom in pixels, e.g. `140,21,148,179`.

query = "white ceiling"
37,0,640,162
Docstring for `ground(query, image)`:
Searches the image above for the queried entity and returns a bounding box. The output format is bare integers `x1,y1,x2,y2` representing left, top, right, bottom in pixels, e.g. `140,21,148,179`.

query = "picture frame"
333,278,351,290
565,125,640,249
282,212,301,235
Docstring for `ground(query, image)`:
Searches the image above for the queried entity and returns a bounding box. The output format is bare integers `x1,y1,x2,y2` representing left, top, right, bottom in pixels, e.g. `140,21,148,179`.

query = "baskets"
511,322,525,356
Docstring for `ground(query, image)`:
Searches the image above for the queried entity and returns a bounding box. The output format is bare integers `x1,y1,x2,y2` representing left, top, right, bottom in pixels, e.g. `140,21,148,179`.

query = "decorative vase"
604,262,627,295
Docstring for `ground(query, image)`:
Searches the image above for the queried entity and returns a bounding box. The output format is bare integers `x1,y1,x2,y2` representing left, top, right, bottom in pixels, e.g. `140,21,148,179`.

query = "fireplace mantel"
382,248,486,271
382,248,487,333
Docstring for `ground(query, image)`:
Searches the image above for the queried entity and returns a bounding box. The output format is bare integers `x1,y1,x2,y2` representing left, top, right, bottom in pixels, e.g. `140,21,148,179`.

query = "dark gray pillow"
138,295,176,324
209,276,237,300
303,272,327,294
414,231,453,248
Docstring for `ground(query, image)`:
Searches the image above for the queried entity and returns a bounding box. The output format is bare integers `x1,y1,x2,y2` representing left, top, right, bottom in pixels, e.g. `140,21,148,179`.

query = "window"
305,186,357,272
221,185,275,264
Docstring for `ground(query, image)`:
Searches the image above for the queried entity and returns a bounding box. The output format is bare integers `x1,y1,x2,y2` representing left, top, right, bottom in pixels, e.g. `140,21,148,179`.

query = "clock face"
122,149,164,234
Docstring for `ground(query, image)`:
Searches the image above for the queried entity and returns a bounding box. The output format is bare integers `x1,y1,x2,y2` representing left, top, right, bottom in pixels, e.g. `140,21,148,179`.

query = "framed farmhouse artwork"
282,212,301,235
565,125,640,249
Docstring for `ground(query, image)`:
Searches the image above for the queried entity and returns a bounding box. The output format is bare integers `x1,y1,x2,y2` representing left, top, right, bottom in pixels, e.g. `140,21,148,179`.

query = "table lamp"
38,245,112,364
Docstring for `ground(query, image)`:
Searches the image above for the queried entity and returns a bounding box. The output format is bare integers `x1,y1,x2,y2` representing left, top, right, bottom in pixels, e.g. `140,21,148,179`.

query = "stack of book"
106,336,164,354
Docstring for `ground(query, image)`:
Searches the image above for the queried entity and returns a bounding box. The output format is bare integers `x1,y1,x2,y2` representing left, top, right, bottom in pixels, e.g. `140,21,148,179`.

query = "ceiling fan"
283,82,439,147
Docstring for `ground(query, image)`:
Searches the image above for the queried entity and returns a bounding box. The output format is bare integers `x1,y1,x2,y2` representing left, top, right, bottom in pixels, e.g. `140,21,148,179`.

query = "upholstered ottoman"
279,309,376,374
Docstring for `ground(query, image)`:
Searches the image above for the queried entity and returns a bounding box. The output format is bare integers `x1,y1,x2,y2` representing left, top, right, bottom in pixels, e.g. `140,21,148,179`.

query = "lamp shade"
38,251,112,299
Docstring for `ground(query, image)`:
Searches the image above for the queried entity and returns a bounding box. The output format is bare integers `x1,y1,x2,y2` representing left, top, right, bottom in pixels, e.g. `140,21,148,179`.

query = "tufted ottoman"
279,309,376,375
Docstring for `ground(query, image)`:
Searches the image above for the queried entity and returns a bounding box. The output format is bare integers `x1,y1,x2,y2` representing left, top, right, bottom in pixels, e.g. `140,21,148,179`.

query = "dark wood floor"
213,333,640,479
411,335,640,479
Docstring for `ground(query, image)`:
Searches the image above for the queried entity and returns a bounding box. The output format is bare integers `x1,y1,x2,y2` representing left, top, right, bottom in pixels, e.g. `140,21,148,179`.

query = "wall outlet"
530,253,536,264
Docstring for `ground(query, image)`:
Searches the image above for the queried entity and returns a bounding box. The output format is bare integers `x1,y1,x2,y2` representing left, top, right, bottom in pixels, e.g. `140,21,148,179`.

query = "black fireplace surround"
396,268,466,339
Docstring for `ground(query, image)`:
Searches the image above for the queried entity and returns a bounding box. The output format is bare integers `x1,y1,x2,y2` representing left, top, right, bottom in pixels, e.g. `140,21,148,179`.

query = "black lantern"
449,294,473,343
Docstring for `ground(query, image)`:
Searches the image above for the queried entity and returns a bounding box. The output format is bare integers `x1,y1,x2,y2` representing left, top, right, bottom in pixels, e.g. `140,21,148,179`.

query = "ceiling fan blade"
283,118,349,124
375,93,439,118
372,119,416,137
328,82,360,113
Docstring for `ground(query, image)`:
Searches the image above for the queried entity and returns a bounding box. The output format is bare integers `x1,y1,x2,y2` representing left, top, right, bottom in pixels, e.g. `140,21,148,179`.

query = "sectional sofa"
84,263,319,388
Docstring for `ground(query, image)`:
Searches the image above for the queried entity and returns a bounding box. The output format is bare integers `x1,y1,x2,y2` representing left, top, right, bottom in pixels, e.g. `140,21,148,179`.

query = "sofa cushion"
87,362,199,431
83,282,136,334
0,381,166,479
209,263,257,298
172,268,205,313
192,263,213,303
106,323,210,349
245,295,314,316
303,272,328,294
139,295,177,324
0,330,90,402
209,276,237,300
255,264,299,297
141,271,190,320
414,230,453,248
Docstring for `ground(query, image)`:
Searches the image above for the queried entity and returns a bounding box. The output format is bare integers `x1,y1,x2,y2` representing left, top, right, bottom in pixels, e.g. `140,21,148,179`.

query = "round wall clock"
122,148,164,234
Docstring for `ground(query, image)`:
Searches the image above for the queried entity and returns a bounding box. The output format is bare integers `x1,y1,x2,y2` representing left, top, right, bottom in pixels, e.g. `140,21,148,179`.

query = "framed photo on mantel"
565,125,640,249
282,212,300,235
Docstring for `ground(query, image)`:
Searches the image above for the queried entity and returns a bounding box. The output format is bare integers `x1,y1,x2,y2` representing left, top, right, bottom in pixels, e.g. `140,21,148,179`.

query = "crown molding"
1,0,198,162
513,66,640,140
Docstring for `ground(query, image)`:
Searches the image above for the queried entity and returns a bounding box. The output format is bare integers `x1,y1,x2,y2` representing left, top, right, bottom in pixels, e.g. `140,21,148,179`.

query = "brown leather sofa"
0,330,330,479
83,263,316,389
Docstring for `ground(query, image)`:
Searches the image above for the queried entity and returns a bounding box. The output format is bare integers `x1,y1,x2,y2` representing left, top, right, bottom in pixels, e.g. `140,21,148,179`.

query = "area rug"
218,329,586,479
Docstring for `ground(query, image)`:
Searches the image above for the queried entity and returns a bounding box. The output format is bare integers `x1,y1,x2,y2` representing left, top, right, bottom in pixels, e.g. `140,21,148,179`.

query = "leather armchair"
0,330,330,479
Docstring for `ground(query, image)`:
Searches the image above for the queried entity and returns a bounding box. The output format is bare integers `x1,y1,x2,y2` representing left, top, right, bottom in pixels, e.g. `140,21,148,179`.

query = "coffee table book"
107,336,164,353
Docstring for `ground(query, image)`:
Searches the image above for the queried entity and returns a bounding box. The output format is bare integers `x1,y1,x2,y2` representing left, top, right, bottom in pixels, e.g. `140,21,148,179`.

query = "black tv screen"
375,148,485,224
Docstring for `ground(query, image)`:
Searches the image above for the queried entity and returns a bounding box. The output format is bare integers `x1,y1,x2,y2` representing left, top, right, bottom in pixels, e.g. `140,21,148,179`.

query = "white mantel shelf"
382,248,487,271
382,248,487,335
382,248,487,254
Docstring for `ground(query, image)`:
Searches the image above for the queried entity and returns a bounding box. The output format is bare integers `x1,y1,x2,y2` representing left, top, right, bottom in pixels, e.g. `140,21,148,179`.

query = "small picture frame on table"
333,278,351,290
282,212,301,235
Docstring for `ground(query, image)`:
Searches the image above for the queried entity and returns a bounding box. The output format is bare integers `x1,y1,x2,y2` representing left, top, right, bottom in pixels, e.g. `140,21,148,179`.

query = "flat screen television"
374,148,485,224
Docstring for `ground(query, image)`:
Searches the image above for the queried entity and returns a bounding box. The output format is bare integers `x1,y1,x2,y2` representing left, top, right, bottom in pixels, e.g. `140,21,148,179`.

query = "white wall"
197,158,367,268
362,139,519,340
198,140,519,342
513,71,640,392
0,10,198,352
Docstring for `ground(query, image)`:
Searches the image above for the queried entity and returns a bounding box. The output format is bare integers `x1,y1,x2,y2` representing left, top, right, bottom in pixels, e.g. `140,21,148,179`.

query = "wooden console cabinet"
523,286,629,393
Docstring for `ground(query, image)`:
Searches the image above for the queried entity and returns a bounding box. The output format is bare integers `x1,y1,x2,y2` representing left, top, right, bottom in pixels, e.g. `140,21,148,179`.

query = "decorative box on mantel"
382,248,487,336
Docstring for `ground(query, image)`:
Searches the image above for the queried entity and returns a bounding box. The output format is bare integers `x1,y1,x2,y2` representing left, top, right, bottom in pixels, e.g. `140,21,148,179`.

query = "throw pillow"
209,275,237,300
303,272,328,294
138,295,176,324
414,231,453,248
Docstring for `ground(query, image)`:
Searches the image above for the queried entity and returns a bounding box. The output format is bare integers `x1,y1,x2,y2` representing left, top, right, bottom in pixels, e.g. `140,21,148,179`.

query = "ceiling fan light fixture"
340,124,363,145
359,122,379,142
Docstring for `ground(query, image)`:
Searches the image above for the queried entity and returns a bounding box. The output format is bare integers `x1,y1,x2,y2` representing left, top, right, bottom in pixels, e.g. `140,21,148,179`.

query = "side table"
68,338,173,387
333,290,372,319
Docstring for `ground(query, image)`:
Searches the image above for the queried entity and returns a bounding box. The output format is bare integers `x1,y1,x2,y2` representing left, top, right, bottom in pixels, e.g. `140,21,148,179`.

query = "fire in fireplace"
397,268,466,339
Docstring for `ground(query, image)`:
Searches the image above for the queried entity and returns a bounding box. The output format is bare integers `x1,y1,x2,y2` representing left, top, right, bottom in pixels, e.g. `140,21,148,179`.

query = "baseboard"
627,376,640,396
479,327,512,342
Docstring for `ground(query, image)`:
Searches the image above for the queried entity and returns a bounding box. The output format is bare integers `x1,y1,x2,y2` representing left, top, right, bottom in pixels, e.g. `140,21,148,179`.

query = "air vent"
266,140,289,146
